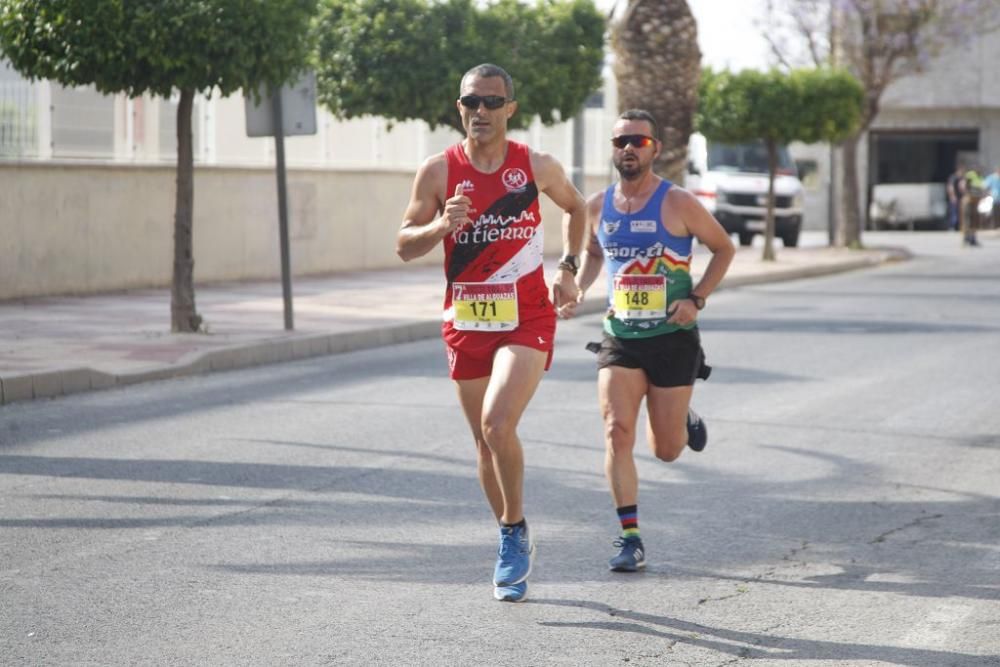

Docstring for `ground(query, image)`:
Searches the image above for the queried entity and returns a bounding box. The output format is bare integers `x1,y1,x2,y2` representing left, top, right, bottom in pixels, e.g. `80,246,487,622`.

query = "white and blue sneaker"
494,580,528,602
493,521,535,586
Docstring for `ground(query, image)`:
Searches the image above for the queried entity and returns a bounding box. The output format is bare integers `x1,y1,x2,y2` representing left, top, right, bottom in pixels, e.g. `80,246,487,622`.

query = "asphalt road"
2,232,999,666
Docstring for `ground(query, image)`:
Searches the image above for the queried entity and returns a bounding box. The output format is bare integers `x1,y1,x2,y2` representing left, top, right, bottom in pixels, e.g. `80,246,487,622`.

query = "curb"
0,248,907,406
0,320,441,406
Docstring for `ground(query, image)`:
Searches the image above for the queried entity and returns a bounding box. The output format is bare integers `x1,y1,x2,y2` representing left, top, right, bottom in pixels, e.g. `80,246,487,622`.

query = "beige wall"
0,162,610,300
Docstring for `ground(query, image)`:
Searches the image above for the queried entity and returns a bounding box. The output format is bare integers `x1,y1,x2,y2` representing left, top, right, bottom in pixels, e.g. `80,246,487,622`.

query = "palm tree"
610,0,701,184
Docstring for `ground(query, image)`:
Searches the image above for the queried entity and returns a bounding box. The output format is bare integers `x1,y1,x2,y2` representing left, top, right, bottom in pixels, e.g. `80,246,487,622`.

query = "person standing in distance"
983,164,1000,228
960,165,985,247
946,163,965,232
562,109,734,572
396,64,587,601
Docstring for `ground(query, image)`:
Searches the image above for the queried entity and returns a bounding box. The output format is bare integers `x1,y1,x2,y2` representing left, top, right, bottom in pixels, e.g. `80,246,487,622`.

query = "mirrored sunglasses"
611,134,655,149
459,94,510,110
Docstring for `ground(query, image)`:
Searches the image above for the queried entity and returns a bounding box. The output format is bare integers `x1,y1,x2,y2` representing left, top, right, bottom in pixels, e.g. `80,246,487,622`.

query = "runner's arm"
534,152,587,264
662,188,734,325
674,187,734,301
396,156,457,262
532,151,586,309
576,193,605,295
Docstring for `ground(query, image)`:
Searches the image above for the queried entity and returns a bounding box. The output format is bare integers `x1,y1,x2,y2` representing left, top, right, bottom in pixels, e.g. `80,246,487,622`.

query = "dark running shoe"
687,408,707,452
608,536,646,572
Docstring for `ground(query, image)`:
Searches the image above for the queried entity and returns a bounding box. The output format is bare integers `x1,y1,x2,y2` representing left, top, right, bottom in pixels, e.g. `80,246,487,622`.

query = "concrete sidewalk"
0,244,907,405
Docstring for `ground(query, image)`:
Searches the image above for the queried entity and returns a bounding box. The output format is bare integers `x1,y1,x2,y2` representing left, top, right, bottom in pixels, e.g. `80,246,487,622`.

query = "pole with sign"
244,71,317,330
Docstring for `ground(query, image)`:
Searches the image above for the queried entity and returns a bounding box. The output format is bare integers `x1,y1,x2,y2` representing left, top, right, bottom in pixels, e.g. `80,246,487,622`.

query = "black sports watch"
557,254,580,275
689,293,706,310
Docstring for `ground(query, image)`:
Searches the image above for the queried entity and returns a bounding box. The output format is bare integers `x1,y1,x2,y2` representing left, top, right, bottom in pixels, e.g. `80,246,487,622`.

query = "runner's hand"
556,288,584,319
666,298,697,326
552,269,580,318
442,183,472,234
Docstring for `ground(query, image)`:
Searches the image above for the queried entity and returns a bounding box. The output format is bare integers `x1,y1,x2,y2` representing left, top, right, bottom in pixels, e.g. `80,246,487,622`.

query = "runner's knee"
649,433,685,462
474,437,493,461
604,416,635,454
481,414,516,452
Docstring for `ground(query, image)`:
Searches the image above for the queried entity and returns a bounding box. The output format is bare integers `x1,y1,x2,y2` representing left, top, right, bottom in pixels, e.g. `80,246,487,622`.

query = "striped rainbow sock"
617,505,639,539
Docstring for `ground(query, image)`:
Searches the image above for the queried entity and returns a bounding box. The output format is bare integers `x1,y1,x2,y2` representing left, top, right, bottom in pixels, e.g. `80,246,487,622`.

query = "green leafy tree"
697,67,863,260
314,0,604,133
0,0,318,331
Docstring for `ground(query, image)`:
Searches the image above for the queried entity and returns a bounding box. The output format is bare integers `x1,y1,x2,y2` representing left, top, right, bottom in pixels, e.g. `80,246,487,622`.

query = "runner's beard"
614,156,645,181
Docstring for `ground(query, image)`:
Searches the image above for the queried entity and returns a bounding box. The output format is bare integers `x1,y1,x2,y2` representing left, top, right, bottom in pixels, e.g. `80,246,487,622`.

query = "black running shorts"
596,328,709,388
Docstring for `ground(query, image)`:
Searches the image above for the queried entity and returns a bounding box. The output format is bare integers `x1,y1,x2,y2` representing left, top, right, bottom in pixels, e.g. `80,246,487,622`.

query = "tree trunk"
611,0,700,184
841,132,863,248
171,88,202,333
837,86,878,249
763,139,777,261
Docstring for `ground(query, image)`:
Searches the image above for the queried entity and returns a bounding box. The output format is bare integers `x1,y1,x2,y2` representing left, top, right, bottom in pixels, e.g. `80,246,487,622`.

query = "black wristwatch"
557,254,580,276
689,293,706,310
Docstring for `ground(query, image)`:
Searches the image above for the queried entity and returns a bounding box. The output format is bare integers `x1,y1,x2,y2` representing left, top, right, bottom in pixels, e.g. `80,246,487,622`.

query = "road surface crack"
869,512,943,544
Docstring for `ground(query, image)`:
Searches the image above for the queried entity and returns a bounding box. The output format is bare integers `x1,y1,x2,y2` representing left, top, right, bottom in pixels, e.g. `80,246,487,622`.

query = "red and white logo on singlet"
502,168,528,192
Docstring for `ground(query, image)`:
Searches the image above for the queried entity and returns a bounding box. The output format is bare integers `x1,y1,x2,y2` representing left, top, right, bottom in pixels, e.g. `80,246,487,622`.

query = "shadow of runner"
531,598,998,666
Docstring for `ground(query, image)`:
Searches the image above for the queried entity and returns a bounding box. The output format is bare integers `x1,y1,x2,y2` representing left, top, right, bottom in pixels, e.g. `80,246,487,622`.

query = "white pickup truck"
686,132,805,247
868,183,948,230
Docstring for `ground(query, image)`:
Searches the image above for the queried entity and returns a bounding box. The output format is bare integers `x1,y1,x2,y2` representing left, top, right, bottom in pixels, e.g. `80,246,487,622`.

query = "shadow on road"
531,598,999,666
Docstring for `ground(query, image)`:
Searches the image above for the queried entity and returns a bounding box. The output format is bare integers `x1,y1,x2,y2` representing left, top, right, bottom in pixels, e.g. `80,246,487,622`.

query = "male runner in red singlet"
564,109,734,573
397,64,587,602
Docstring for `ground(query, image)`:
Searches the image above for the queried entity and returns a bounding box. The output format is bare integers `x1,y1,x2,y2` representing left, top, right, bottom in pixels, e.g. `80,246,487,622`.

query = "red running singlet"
441,141,555,365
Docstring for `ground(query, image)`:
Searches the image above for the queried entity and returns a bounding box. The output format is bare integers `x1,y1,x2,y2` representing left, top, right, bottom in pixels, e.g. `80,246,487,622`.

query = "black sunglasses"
459,94,510,110
611,134,655,149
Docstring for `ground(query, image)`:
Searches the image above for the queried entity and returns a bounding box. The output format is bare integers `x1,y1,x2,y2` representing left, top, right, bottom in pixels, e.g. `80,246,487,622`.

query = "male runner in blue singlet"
563,110,734,572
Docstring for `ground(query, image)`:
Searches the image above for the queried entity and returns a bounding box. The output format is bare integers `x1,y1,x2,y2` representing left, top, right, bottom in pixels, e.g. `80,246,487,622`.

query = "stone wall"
0,162,609,300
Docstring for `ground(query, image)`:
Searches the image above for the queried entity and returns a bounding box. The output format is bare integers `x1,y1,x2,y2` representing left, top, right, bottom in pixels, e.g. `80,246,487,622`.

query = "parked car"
868,183,948,230
686,132,805,247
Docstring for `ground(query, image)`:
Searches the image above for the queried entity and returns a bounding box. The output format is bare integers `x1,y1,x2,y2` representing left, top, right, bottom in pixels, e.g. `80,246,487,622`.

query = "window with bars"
50,84,115,158
0,62,37,157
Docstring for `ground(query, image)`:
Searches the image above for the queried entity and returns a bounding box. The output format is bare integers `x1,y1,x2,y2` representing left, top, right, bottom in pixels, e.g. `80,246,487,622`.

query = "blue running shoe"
494,580,528,602
493,521,534,586
608,536,646,572
687,408,707,452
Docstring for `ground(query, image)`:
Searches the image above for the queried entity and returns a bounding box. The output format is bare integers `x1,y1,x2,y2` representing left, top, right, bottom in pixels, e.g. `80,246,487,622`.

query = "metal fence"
0,80,37,158
0,62,614,173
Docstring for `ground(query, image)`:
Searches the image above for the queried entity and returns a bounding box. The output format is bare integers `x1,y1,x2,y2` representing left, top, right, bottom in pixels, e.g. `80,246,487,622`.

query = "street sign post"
245,71,318,330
